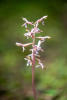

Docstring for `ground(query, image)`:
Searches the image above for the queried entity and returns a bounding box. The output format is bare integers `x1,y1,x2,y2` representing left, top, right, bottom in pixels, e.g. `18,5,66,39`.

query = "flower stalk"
32,35,37,100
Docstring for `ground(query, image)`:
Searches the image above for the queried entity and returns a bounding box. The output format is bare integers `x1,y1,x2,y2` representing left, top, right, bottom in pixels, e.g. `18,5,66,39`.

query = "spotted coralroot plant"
16,16,51,100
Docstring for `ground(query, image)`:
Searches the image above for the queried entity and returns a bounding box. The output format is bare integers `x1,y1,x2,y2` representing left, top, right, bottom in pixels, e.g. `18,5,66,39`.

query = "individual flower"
37,40,42,47
31,27,42,34
22,17,33,28
36,58,44,69
24,27,42,39
36,16,47,23
30,40,44,55
27,54,33,60
16,42,32,52
33,45,43,55
36,40,44,52
24,31,31,39
34,16,47,27
24,56,32,66
33,37,50,54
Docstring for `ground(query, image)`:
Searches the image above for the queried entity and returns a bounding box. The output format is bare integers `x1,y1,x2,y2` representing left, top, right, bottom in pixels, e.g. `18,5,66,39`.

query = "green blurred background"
0,0,67,100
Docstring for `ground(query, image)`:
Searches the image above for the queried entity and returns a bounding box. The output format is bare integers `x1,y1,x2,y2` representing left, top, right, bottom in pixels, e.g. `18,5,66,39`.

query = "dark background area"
0,0,67,100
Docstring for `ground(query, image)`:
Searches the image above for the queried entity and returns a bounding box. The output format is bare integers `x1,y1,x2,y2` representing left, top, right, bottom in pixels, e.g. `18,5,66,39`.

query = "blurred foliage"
0,0,67,100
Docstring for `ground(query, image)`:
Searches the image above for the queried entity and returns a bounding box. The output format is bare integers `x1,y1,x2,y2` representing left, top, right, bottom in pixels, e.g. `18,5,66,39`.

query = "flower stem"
32,35,37,100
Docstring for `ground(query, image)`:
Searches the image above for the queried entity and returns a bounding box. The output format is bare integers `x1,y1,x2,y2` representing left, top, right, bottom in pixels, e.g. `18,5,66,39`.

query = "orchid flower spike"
16,16,51,69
